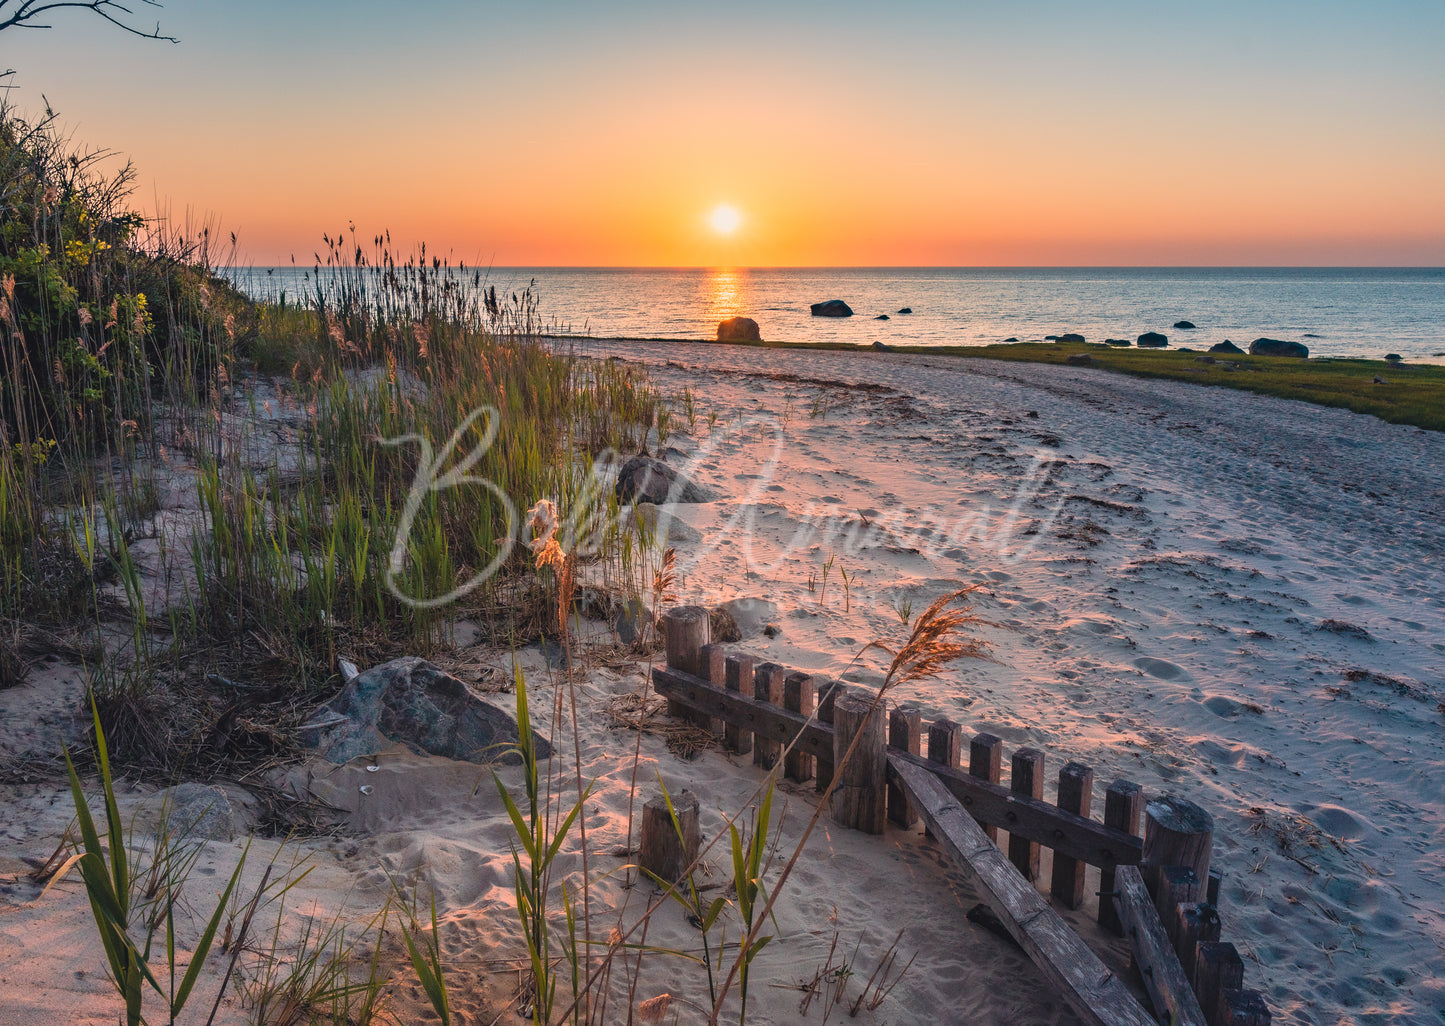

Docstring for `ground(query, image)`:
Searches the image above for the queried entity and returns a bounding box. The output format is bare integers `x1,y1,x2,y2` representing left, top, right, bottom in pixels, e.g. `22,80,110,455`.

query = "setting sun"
710,204,742,235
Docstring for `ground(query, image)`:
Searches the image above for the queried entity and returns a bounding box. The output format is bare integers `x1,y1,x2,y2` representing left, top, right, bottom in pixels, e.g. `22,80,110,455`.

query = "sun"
710,204,741,234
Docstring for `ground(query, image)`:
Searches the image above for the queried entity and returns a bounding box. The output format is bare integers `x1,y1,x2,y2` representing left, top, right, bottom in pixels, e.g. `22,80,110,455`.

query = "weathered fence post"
1154,865,1204,948
638,789,701,886
1008,748,1045,881
1050,761,1093,909
1143,795,1214,896
663,606,709,724
887,703,922,828
698,642,727,736
831,689,886,834
752,663,786,770
1193,941,1244,1026
815,680,844,794
723,654,755,755
783,672,816,783
1220,989,1271,1026
924,718,961,838
969,733,1004,841
1175,902,1221,981
1099,778,1144,934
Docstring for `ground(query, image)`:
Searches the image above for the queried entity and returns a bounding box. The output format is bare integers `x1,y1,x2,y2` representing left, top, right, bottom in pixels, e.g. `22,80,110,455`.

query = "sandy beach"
3,341,1443,1026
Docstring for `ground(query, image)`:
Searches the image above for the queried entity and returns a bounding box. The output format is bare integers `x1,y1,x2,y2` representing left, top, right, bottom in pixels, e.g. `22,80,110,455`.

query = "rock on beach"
1137,331,1168,348
615,455,714,504
1250,337,1309,358
301,657,549,765
717,316,762,342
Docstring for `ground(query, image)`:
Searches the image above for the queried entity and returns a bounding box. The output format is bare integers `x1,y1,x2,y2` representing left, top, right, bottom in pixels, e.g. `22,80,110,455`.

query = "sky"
3,0,1443,266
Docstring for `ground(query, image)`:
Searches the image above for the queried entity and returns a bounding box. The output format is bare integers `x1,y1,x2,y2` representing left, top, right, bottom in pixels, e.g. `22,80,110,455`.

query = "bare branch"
0,0,177,42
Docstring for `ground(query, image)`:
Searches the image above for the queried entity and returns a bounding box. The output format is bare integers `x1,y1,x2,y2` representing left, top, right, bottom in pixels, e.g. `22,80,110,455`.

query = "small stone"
897,307,913,314
874,314,890,320
1173,320,1197,329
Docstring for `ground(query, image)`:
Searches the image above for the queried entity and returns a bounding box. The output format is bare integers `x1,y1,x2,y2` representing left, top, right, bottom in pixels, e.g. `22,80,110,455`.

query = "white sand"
3,343,1442,1025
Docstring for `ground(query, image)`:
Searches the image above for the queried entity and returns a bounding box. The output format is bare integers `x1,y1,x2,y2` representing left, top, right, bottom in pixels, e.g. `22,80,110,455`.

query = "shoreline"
548,334,1445,432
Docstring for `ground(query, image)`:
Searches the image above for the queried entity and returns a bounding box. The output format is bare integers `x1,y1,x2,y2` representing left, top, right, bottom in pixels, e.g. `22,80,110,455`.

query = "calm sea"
233,267,1445,362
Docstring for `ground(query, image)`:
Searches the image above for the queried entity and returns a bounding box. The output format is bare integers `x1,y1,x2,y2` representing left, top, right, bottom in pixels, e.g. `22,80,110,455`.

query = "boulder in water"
810,300,853,317
1137,331,1168,348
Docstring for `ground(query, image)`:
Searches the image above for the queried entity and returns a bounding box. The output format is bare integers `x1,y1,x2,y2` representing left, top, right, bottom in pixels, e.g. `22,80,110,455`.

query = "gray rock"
615,456,714,504
717,316,762,342
1384,353,1402,362
301,657,549,765
1044,335,1059,341
709,605,742,642
716,598,779,639
897,307,912,314
1137,331,1168,348
810,300,853,317
1057,333,1085,344
1209,340,1245,354
874,314,890,320
158,783,253,842
1173,320,1197,329
872,340,893,351
1104,338,1131,346
1003,336,1019,342
1249,337,1308,358
1066,352,1094,366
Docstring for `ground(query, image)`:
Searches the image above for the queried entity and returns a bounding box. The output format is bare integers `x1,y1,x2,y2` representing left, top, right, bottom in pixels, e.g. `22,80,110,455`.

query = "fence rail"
650,605,1272,1026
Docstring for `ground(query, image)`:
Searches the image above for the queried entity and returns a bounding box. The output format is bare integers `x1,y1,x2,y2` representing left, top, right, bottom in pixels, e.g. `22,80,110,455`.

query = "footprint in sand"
1133,656,1189,681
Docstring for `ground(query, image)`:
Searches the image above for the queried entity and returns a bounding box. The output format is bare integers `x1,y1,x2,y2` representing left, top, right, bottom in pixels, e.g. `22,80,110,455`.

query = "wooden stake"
1008,748,1045,881
887,703,922,828
1220,989,1271,1026
1143,796,1214,896
752,663,786,770
1193,941,1244,1026
1050,761,1093,909
662,605,709,722
969,733,1004,842
815,679,844,793
783,671,816,783
1174,902,1221,981
723,654,754,755
1099,779,1144,935
638,789,700,886
831,690,886,834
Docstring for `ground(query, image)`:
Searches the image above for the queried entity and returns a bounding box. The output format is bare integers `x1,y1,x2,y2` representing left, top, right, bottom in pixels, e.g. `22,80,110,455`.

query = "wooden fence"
650,605,1272,1026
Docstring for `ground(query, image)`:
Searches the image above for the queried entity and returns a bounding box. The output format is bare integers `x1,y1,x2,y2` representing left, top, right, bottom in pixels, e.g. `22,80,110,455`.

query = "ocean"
232,266,1445,362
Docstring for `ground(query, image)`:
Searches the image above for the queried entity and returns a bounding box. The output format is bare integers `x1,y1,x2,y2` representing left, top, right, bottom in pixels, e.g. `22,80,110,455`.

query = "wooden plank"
653,666,1144,868
890,755,1155,1026
1112,865,1208,1026
815,679,844,794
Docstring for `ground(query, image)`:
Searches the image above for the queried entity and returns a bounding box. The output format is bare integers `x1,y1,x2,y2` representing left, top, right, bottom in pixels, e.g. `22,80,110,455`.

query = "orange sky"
6,1,1443,266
